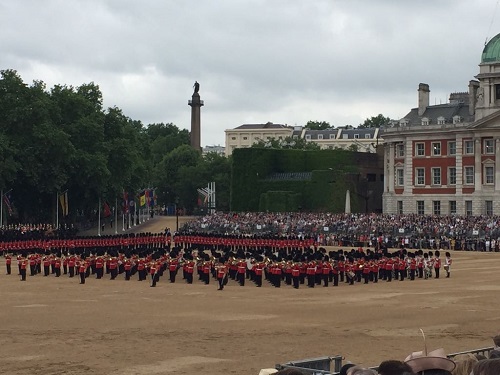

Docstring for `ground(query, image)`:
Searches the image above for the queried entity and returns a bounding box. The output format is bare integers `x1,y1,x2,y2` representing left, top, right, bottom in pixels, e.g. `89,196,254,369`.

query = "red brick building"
383,33,500,215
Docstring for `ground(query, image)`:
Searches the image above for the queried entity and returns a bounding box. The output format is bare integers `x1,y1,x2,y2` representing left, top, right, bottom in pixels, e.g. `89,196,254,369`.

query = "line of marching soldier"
2,243,451,289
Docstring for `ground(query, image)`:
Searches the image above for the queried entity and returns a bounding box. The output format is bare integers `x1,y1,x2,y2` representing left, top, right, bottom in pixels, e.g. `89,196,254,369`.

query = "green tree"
359,114,391,128
304,120,331,130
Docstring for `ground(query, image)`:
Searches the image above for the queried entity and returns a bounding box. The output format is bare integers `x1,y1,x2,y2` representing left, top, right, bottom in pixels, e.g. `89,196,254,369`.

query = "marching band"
0,231,452,289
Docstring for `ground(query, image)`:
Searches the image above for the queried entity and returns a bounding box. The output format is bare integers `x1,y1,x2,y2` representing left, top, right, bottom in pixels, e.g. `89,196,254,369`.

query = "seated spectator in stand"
471,358,500,375
378,360,416,375
451,353,478,375
404,348,456,375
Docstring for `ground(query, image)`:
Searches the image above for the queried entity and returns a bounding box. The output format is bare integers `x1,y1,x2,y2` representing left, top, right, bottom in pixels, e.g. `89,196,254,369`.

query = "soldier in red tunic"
20,257,27,281
79,260,87,284
216,258,227,290
5,254,12,275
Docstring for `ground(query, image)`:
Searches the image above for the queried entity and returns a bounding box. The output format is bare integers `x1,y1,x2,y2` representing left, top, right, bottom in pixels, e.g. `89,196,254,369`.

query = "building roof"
401,102,473,126
233,122,290,130
482,33,500,63
340,128,377,138
303,129,338,140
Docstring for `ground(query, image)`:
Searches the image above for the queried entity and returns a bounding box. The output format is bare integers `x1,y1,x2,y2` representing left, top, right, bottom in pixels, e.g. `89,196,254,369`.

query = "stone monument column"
188,81,204,152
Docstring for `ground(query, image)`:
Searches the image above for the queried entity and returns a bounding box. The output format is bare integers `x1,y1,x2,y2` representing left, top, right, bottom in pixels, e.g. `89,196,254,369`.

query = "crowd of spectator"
0,223,78,241
266,333,500,375
181,212,500,251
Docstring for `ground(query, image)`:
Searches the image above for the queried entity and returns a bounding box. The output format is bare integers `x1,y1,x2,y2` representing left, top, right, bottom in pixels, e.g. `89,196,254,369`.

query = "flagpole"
0,189,3,228
115,198,118,235
98,197,101,236
56,192,59,230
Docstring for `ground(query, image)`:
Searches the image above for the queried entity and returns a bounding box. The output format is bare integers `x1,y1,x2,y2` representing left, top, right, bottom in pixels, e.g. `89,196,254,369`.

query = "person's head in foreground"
471,358,500,375
378,360,416,375
404,348,456,375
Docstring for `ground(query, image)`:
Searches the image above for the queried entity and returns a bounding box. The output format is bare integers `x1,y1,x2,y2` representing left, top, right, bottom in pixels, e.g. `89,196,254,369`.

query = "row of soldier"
4,243,453,289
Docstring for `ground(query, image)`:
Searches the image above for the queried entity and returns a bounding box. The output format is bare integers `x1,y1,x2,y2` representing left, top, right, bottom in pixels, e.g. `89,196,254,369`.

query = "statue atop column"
193,81,200,94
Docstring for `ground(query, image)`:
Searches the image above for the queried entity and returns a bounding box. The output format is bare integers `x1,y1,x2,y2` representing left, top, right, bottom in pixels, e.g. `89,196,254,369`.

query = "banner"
150,190,156,207
139,191,146,207
122,191,129,214
59,191,69,216
103,201,111,218
3,194,12,216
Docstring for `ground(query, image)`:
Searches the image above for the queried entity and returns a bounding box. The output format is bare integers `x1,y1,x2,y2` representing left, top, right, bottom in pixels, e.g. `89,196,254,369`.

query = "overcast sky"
1,0,499,146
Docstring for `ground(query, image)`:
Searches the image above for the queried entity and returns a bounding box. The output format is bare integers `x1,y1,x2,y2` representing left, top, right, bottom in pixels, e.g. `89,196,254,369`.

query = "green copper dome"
482,33,500,63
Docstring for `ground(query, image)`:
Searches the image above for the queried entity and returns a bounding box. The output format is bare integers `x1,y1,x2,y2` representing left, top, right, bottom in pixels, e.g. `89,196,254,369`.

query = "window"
318,134,323,140
485,165,494,184
432,142,441,156
397,201,403,215
453,116,462,124
432,168,441,185
329,134,336,139
448,167,456,185
484,139,494,154
464,140,474,154
365,134,370,139
396,168,404,186
421,117,429,126
415,143,425,156
343,134,348,139
305,135,311,140
417,201,424,215
396,144,404,157
400,119,409,126
465,200,473,216
243,137,248,140
415,168,425,186
433,201,441,215
437,116,445,125
496,84,500,100
448,141,456,155
486,200,493,216
449,201,457,215
354,134,359,139
464,166,474,184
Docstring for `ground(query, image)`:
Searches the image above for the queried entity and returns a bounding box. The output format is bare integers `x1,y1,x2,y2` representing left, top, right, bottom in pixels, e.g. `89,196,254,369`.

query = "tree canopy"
304,120,331,130
0,69,231,225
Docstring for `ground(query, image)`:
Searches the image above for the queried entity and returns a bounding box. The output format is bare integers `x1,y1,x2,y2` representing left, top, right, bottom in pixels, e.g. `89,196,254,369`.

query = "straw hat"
404,330,455,373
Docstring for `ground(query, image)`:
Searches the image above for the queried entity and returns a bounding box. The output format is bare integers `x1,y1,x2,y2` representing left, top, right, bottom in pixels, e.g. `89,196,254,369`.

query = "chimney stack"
468,80,479,116
418,83,430,116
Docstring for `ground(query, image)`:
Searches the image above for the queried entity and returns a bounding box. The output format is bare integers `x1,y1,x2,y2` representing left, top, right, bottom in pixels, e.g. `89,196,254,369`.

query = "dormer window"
305,134,311,140
453,116,462,124
400,119,409,127
421,117,430,126
329,134,336,139
318,134,323,140
437,116,445,125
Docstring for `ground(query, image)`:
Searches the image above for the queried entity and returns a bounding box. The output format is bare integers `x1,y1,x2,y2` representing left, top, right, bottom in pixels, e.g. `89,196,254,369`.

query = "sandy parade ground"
0,216,499,375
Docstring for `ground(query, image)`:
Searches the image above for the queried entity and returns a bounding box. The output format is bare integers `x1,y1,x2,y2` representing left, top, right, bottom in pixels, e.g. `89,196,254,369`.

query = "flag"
103,201,111,218
139,191,146,207
59,191,69,216
150,189,155,207
3,193,13,216
122,191,129,214
145,189,150,206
